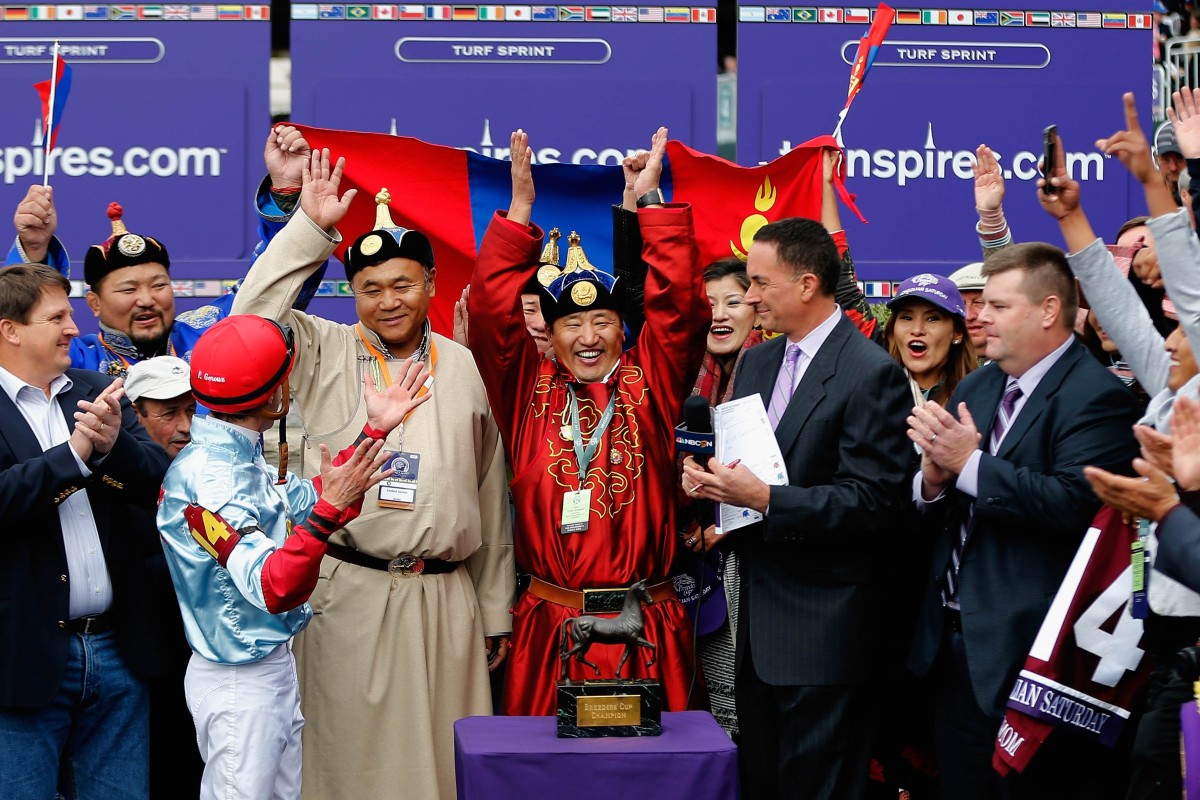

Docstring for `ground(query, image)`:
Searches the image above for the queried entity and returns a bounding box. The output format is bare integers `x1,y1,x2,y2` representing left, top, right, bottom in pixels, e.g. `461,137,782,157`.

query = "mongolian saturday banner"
737,0,1152,284
0,2,271,327
288,4,717,170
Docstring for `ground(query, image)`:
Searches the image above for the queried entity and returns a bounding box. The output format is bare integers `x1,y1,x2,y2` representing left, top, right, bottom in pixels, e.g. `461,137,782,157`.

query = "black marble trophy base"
556,680,663,738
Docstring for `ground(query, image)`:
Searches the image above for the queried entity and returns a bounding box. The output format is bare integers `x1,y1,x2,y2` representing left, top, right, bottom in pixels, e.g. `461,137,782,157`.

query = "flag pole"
42,41,59,187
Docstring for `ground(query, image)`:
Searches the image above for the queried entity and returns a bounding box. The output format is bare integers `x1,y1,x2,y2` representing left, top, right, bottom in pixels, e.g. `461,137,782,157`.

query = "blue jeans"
0,629,149,800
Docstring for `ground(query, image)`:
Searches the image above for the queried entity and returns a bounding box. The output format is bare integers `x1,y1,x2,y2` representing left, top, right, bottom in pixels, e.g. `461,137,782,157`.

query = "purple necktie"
767,344,802,430
944,379,1023,605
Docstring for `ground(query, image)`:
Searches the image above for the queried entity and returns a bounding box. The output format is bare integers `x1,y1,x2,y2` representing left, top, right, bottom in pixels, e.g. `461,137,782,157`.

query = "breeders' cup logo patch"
912,273,938,286
116,233,146,257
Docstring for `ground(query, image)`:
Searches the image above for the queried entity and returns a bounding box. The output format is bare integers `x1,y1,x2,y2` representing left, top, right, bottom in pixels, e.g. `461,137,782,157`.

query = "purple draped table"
454,710,739,800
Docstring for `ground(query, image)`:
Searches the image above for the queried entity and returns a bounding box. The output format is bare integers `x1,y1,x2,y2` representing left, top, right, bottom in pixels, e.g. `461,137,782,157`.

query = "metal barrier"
1153,63,1167,123
1164,35,1200,96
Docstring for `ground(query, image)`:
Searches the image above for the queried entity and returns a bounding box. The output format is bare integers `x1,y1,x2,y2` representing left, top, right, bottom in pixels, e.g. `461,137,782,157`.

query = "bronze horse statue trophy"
559,580,657,682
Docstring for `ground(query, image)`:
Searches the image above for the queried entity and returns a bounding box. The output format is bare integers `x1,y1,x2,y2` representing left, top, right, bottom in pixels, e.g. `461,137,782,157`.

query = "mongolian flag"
833,2,893,143
34,43,72,150
295,125,858,334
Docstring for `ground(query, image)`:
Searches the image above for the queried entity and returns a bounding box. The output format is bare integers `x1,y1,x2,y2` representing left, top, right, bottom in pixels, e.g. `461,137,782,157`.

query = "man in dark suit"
683,217,912,800
0,263,171,799
907,243,1140,798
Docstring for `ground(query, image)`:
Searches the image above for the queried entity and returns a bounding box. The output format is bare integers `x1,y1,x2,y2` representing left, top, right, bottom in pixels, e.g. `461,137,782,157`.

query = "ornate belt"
325,542,460,577
527,575,675,613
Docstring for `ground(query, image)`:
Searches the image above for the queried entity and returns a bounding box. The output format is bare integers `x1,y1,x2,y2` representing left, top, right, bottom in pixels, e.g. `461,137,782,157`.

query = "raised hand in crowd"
1097,92,1177,218
70,377,126,461
1132,241,1163,289
507,128,534,226
300,148,356,232
630,126,668,202
820,146,842,231
621,147,649,211
363,357,432,436
264,123,313,192
907,400,982,499
1083,457,1179,523
13,184,56,264
973,143,1005,213
1172,394,1200,491
453,285,470,347
314,437,392,512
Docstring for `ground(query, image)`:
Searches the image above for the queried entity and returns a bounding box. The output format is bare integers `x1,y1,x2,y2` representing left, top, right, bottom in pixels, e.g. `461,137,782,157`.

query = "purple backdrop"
0,4,271,330
737,2,1154,282
289,8,717,168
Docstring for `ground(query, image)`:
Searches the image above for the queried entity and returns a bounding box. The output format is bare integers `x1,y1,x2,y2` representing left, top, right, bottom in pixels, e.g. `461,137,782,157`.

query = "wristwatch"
635,188,665,208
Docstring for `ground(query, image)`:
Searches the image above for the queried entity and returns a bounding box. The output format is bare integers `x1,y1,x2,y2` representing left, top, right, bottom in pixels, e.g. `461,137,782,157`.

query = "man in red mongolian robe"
469,128,709,715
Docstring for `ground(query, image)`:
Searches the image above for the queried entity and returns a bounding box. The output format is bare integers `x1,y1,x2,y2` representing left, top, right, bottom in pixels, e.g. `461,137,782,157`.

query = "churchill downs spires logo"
781,123,1108,188
392,118,646,165
0,119,226,185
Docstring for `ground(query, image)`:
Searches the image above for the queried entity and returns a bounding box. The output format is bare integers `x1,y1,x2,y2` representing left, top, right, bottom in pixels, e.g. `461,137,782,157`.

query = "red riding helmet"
190,315,296,415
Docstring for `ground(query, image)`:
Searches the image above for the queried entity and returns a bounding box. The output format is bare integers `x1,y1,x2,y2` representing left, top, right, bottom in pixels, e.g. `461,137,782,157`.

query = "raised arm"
8,185,68,274
973,144,1013,258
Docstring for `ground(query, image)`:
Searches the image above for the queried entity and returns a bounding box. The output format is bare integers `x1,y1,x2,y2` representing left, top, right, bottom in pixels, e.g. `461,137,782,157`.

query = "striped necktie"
767,344,802,430
944,378,1023,605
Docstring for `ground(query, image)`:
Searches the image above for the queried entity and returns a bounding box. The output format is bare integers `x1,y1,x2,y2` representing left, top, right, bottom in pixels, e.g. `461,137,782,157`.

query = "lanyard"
357,323,436,392
567,384,617,489
98,331,175,373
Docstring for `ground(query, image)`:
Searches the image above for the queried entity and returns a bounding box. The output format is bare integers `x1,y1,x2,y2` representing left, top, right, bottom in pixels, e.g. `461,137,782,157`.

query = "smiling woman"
884,272,977,407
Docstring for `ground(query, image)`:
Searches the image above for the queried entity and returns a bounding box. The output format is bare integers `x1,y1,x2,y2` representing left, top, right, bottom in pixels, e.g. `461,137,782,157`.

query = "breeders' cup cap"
887,272,967,318
540,231,621,327
83,203,170,287
344,189,435,281
125,356,192,402
948,262,986,293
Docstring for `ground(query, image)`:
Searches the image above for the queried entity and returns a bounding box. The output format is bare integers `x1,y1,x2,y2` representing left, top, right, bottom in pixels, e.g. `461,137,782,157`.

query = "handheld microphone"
675,395,715,470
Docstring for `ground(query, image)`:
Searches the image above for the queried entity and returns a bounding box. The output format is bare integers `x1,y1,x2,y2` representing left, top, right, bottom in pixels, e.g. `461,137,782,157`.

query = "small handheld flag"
832,2,893,145
34,41,72,186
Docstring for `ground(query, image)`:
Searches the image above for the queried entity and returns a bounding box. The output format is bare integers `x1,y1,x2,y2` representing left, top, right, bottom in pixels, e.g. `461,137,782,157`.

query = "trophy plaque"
555,581,663,738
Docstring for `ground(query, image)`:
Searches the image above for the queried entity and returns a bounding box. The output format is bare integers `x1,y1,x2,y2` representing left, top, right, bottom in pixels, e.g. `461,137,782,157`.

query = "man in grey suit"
907,243,1140,798
683,217,912,800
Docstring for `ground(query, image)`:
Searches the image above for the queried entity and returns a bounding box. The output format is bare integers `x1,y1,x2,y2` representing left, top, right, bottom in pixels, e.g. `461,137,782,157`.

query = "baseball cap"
887,272,967,317
1156,123,1183,158
125,356,192,402
948,262,986,292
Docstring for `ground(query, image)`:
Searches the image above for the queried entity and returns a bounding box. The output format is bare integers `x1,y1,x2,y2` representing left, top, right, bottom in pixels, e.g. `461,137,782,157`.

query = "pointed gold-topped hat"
344,187,435,280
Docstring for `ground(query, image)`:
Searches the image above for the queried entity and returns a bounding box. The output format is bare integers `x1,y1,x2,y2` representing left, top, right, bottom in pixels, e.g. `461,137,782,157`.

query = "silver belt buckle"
388,554,425,577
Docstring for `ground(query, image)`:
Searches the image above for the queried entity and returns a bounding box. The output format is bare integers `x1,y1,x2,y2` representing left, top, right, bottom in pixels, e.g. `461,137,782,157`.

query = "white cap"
125,356,192,402
948,262,986,292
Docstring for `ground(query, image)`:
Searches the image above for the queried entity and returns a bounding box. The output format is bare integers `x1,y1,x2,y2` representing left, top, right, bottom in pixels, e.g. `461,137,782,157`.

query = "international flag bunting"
58,4,85,17
479,5,504,18
371,3,396,17
34,45,72,150
691,7,714,22
452,5,478,18
766,6,790,21
347,4,370,18
612,4,636,18
920,9,944,24
164,4,190,17
245,3,269,17
190,3,217,17
558,5,583,19
1076,11,1100,26
817,6,840,22
532,5,557,18
397,4,424,17
896,8,921,24
1025,10,1049,25
974,9,997,24
1050,11,1074,26
999,10,1023,25
793,7,817,21
5,6,31,19
139,4,164,18
1128,12,1151,28
845,7,870,24
29,5,55,19
217,3,243,17
426,4,450,17
664,6,689,20
1101,11,1125,27
294,124,855,335
110,4,137,18
506,4,532,18
293,2,319,16
948,8,971,24
861,281,893,298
